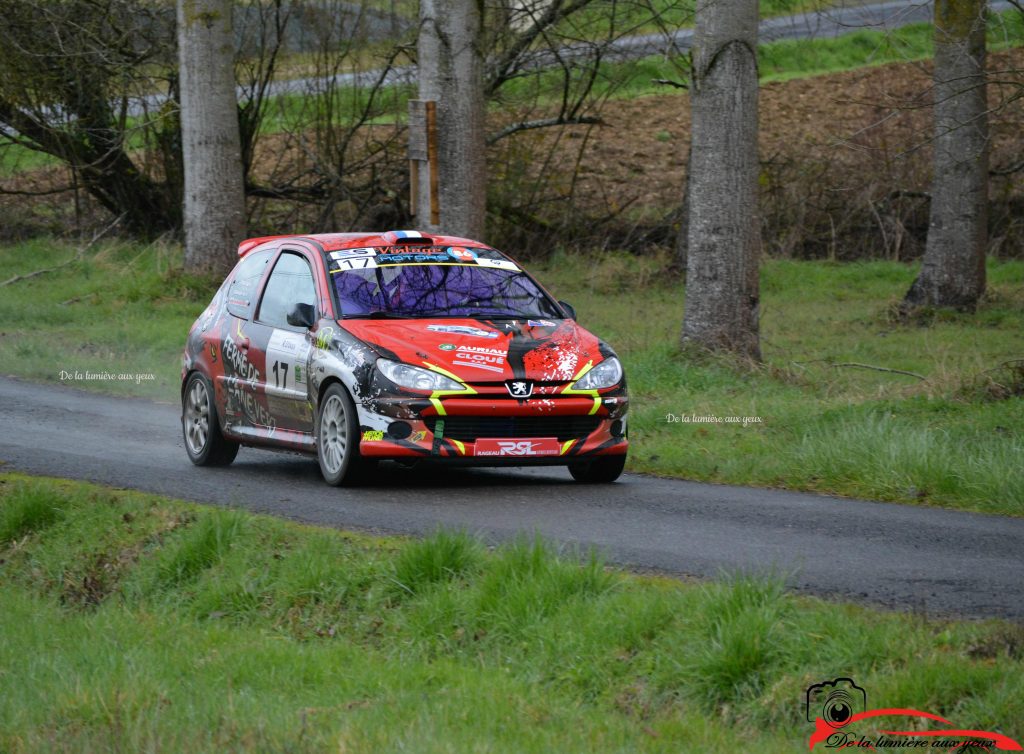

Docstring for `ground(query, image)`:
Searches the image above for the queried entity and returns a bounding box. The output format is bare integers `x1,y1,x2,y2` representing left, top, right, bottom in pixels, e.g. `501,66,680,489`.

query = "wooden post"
408,99,439,226
409,160,418,218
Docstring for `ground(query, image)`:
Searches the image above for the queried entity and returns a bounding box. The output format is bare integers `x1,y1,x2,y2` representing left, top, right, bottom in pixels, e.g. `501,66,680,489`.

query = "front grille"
427,416,600,442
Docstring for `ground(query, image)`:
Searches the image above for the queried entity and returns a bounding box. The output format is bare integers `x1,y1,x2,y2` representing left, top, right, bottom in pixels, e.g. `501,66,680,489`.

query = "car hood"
340,317,604,383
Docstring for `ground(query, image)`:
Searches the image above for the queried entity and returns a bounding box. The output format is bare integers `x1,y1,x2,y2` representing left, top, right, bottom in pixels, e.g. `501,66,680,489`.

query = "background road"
1,377,1022,619
119,0,1018,114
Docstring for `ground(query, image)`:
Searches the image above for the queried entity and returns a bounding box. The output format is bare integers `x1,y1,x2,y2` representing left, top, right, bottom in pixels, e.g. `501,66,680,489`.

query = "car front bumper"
355,395,628,462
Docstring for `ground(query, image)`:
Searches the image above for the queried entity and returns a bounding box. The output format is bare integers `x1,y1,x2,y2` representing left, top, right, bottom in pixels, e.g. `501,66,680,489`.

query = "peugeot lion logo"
506,380,533,398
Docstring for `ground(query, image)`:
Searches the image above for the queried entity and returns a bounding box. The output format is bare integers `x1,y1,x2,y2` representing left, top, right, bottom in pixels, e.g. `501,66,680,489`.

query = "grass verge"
1,474,1022,753
1,240,1022,514
537,252,1024,515
0,238,215,401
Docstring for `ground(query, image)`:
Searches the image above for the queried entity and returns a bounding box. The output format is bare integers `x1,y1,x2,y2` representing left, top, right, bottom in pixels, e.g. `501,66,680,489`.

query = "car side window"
257,251,318,329
226,249,273,319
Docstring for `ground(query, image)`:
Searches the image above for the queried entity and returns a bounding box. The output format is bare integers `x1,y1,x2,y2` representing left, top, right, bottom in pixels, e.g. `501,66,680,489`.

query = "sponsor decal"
330,247,377,259
266,329,310,393
438,343,456,351
475,438,560,457
380,246,446,255
475,258,519,272
361,430,385,442
376,248,451,265
315,326,335,352
330,248,378,272
199,299,218,331
528,319,557,327
223,333,260,383
447,246,478,262
506,379,533,398
452,345,507,374
333,256,378,271
426,324,498,339
269,331,300,353
806,677,1021,751
225,383,276,433
409,430,427,443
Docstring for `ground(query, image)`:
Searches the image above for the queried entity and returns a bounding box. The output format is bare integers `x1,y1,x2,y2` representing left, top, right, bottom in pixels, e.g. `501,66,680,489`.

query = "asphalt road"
1,377,1022,620
114,0,1016,115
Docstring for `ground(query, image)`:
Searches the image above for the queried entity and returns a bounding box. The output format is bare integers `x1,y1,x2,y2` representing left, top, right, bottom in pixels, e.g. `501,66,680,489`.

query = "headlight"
377,358,465,392
572,357,623,390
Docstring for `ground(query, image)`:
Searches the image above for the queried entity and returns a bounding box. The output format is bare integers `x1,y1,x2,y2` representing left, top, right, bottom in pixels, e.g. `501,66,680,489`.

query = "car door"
249,248,319,435
218,248,274,437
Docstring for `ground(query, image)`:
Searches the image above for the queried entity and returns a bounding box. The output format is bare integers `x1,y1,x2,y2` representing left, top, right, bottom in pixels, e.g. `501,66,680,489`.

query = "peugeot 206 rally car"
181,230,629,485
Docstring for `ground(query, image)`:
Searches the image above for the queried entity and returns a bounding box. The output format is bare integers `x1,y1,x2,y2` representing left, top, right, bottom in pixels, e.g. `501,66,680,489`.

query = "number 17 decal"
272,361,289,388
266,329,310,394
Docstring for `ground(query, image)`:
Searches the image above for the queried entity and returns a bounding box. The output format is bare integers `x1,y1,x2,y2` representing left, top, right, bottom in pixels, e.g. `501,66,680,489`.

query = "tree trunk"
178,0,247,274
674,141,692,275
681,0,761,360
416,0,487,239
902,0,988,312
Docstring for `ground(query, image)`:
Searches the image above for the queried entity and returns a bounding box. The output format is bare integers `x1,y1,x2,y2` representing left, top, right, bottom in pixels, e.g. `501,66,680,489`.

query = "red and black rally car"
181,230,629,485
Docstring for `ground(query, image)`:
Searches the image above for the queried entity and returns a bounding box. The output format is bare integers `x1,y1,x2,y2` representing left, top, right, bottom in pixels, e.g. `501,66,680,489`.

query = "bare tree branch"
831,362,926,380
487,115,604,146
485,0,598,97
0,214,122,288
990,158,1024,176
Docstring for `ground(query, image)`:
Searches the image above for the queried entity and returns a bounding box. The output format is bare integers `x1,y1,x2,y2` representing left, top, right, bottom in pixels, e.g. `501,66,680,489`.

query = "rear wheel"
182,373,239,466
316,383,374,486
568,454,626,483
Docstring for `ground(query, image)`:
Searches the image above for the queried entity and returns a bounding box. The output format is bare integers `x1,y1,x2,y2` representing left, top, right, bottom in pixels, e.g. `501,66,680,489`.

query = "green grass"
761,10,1024,83
0,482,65,542
534,252,1024,514
1,474,1022,753
1,239,1022,514
0,143,59,177
0,238,217,401
552,0,823,42
530,10,1024,103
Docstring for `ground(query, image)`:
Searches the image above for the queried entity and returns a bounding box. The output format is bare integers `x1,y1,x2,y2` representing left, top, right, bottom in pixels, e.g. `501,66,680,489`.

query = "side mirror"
287,302,316,329
558,300,577,320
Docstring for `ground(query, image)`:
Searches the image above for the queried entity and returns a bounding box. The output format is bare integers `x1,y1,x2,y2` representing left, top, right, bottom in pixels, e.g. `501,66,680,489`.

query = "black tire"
315,383,374,486
568,454,626,483
182,372,239,466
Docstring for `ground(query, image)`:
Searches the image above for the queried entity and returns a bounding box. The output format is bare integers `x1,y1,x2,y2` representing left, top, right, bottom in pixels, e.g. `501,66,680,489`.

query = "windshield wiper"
342,311,416,319
415,308,528,319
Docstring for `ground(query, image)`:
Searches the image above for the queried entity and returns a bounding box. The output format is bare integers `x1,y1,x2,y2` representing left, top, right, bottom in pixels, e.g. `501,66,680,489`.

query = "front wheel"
316,383,374,486
568,454,626,483
182,372,239,466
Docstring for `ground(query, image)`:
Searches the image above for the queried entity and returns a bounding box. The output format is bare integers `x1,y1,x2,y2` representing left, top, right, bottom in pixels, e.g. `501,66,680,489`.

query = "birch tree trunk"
416,0,486,238
682,0,761,360
902,0,988,312
178,0,246,273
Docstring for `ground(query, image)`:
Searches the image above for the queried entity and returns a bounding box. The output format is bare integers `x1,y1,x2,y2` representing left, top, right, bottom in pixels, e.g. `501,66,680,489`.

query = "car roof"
237,230,491,258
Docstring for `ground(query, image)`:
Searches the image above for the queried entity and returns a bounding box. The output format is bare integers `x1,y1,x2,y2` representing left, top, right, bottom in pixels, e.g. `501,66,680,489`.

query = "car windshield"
329,245,564,319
